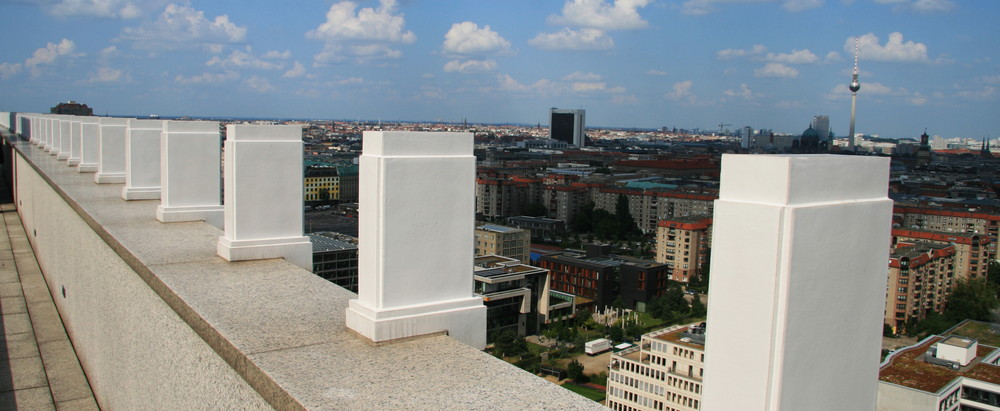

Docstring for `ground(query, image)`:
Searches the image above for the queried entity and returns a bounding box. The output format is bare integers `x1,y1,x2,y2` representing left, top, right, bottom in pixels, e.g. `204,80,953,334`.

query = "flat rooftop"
879,334,1000,393
477,224,522,233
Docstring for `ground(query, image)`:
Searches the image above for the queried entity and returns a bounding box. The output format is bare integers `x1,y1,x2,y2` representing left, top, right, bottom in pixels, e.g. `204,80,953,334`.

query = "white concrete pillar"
43,117,56,152
216,125,311,270
68,119,83,166
121,119,163,200
702,154,892,411
78,118,100,172
57,119,72,160
95,118,128,183
156,120,223,223
346,131,486,349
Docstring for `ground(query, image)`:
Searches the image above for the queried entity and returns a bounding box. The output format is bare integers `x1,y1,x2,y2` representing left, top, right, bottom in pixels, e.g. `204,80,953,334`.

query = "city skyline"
0,0,998,139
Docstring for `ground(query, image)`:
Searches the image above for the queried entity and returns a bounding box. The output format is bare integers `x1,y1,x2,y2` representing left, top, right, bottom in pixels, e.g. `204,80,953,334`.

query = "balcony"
0,130,602,409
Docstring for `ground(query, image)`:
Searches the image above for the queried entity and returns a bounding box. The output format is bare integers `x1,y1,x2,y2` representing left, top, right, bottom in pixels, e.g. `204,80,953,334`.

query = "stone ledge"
7,135,604,410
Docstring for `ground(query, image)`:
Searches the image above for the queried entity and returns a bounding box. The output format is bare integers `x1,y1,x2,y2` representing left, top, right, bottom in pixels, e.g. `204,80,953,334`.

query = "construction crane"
718,123,732,135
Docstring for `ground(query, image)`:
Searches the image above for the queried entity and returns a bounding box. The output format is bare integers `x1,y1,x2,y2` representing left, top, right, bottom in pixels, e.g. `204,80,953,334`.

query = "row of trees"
904,275,1000,338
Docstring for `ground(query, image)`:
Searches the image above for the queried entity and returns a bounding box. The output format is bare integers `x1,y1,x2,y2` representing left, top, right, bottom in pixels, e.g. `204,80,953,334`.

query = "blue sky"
0,0,997,139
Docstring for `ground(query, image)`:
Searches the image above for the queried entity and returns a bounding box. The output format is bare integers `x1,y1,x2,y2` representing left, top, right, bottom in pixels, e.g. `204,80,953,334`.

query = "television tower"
848,37,861,151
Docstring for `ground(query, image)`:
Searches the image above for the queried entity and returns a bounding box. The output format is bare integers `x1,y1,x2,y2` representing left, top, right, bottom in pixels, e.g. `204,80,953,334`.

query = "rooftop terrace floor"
0,167,98,410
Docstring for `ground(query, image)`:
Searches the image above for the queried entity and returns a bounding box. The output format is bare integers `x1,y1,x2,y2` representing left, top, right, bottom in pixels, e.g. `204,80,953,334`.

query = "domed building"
792,124,824,153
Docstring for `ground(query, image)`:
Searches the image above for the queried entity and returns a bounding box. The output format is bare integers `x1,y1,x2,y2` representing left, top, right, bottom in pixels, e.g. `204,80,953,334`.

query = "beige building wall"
475,225,531,264
607,325,705,411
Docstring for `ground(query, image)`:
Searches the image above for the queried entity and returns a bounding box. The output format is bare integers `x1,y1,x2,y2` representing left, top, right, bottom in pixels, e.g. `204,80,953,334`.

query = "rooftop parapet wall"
2,122,602,410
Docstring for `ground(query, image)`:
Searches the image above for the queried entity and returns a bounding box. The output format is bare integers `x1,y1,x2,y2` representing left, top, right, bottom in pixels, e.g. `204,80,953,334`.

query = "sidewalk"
0,157,99,410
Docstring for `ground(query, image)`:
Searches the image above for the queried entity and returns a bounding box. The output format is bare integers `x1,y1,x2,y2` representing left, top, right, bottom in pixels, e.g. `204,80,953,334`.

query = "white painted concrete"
346,131,486,349
95,117,128,184
78,117,100,172
157,120,223,224
122,119,163,200
702,154,892,411
68,119,83,165
57,119,72,160
216,125,311,270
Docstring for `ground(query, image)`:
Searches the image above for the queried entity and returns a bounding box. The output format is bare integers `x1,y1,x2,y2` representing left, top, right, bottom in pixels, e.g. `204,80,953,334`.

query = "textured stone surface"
7,132,604,410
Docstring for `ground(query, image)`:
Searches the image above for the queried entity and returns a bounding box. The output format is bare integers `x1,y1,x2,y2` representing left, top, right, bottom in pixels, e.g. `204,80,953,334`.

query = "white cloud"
87,66,126,83
612,94,639,104
207,49,284,70
38,0,168,19
175,70,239,84
443,22,511,55
877,0,954,13
25,38,76,68
647,69,668,76
569,82,626,94
306,0,415,44
443,59,497,74
563,71,602,81
956,86,996,100
498,73,532,92
824,51,841,61
665,80,694,99
335,77,364,85
100,46,119,57
262,50,291,59
118,4,246,50
529,28,614,50
548,0,652,30
911,0,955,13
313,45,346,66
682,0,771,15
283,61,306,78
0,62,23,79
716,44,767,59
848,32,928,63
244,75,274,93
723,83,754,98
350,44,402,59
981,75,1000,85
766,49,818,64
782,0,823,11
907,92,928,105
754,62,798,77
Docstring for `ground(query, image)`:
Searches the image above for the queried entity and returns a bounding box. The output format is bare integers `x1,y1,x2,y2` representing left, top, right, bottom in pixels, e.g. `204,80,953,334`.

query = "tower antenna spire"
847,36,861,151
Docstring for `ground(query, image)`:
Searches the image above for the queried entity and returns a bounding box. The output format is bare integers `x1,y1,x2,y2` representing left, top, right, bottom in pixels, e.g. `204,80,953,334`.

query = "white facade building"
607,323,706,411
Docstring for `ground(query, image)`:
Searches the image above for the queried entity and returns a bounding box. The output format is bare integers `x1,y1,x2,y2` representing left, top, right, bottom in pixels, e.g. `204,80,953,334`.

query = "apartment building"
308,232,359,293
475,224,531,264
607,323,706,411
894,205,1000,256
891,228,991,280
885,242,956,333
655,216,712,283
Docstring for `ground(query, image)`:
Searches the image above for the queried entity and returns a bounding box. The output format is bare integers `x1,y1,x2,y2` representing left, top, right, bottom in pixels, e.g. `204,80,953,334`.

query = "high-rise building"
655,216,712,283
891,228,991,281
741,126,753,149
607,323,706,411
549,108,585,147
812,115,830,143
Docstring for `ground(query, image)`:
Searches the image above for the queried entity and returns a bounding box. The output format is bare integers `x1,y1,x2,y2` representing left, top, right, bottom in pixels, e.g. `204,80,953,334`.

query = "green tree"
615,195,641,239
522,201,547,217
570,202,595,232
689,292,707,317
567,359,589,383
607,324,625,342
945,278,999,322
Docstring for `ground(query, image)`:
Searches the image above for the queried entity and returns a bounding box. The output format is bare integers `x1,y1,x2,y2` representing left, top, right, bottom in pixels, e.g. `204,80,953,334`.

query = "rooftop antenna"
848,36,861,151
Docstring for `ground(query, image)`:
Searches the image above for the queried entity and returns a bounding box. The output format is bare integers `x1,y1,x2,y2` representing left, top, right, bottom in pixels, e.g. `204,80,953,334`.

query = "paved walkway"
0,163,98,409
